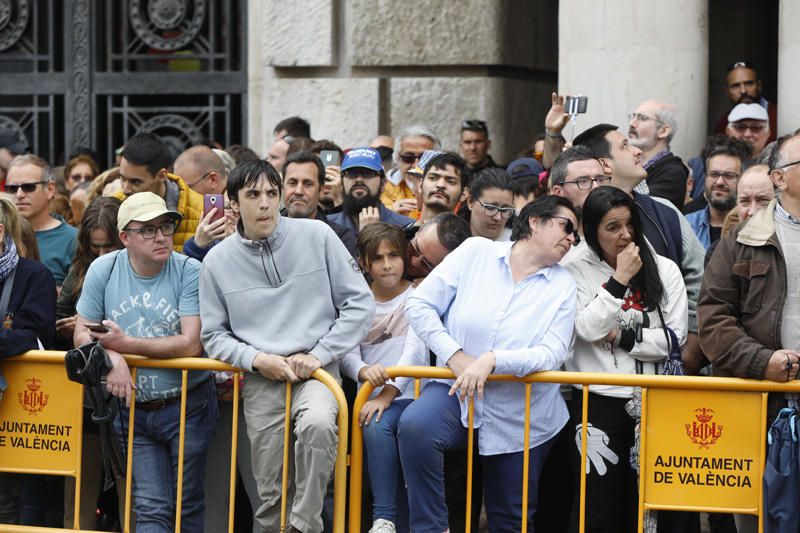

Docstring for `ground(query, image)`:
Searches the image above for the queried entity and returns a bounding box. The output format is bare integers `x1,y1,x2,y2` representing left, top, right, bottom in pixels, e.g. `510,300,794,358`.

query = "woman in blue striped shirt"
398,195,579,533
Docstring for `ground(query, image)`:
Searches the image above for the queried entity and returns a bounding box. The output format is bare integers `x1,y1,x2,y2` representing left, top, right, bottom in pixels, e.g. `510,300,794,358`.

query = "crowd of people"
0,60,793,533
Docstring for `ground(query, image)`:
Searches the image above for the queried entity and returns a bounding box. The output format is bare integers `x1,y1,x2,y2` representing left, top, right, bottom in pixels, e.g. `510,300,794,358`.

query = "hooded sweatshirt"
200,216,374,371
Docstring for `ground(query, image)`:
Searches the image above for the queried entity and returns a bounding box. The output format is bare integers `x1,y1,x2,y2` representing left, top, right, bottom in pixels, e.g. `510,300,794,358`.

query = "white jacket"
563,244,688,398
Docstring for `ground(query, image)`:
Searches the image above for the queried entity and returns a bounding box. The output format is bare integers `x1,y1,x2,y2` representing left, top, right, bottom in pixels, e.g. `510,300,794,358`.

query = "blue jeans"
117,379,218,533
481,436,555,533
363,398,412,526
397,382,468,533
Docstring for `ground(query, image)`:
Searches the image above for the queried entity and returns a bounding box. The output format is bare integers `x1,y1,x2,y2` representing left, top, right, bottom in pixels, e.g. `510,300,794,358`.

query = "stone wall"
248,0,559,164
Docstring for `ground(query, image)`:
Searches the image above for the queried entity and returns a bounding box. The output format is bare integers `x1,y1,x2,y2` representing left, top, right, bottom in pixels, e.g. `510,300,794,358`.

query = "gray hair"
7,154,55,183
212,148,236,178
655,105,678,146
394,125,441,165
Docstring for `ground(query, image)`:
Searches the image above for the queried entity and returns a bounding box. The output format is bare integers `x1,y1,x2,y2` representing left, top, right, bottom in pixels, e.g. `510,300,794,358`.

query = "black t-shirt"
710,225,722,246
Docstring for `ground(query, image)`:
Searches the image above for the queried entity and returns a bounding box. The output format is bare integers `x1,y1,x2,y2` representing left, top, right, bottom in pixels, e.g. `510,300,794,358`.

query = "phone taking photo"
203,194,225,223
319,150,341,168
565,95,588,115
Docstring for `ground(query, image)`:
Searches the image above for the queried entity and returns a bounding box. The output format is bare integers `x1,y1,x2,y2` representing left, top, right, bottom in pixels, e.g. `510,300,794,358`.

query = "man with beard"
685,138,752,250
713,61,777,143
404,152,467,238
328,147,413,237
282,150,357,257
459,119,500,174
627,100,688,210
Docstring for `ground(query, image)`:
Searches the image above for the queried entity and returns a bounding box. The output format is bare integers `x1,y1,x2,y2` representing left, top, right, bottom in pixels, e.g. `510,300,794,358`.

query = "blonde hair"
0,196,28,257
87,167,121,205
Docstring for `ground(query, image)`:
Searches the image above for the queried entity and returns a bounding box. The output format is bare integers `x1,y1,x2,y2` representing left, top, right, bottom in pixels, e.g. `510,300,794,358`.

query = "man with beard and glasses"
281,150,357,257
328,147,413,237
713,61,777,144
685,137,752,250
627,100,688,210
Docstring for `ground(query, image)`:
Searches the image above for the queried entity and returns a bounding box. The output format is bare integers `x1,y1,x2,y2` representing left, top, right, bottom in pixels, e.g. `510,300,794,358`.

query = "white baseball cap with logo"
117,192,182,232
728,103,769,123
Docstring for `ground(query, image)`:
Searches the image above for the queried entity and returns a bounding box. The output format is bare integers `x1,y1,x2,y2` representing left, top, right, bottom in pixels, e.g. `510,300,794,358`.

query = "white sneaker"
368,518,397,533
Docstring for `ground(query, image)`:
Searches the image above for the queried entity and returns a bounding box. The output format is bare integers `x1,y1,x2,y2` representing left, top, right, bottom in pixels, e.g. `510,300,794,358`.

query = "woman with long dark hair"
563,186,688,532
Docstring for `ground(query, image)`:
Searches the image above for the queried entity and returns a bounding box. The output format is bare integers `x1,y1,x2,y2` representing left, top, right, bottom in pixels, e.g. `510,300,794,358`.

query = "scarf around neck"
0,237,20,282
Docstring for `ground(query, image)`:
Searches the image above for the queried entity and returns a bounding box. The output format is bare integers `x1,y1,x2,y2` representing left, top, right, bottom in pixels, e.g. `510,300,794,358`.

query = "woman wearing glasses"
399,195,579,532
459,167,516,241
563,187,687,532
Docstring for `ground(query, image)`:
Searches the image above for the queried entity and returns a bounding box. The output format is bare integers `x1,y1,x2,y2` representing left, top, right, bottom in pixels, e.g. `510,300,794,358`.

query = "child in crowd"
340,222,414,533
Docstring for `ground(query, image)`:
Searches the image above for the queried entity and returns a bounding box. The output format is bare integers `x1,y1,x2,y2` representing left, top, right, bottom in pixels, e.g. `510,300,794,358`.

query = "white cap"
728,103,768,123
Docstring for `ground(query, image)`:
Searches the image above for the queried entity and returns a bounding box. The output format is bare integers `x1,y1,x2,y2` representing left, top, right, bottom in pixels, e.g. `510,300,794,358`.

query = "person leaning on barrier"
199,159,374,533
700,132,800,387
563,187,688,532
73,191,217,533
398,195,579,533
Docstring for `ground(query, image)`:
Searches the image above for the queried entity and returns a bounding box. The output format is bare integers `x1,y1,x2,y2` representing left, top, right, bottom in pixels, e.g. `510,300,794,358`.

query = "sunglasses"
399,152,423,165
551,216,580,244
461,119,488,133
407,238,436,274
5,181,47,194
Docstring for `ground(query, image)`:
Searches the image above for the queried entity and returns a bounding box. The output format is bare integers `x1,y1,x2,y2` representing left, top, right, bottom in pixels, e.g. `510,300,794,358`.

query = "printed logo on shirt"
107,292,181,337
349,257,361,273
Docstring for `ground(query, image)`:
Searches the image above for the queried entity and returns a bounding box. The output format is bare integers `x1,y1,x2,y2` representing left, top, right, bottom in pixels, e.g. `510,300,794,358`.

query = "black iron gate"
0,0,247,168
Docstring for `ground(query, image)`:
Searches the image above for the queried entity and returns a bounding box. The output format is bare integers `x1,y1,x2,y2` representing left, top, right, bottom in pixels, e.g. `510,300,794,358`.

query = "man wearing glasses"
627,100,688,210
381,126,440,216
115,133,204,253
459,119,500,174
328,147,413,237
5,154,77,287
712,61,777,144
549,146,611,225
685,137,752,250
725,103,772,158
74,191,216,532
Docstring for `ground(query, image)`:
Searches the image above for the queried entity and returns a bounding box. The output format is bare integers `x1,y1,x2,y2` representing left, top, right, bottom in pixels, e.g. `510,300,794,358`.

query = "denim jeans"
117,378,218,533
363,398,412,527
397,382,468,533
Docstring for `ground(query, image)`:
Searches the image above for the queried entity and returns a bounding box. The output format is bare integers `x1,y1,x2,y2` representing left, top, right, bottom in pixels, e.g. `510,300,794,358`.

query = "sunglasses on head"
461,119,488,133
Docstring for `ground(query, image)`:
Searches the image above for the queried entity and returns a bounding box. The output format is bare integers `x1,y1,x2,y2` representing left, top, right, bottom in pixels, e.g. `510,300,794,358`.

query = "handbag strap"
0,266,17,319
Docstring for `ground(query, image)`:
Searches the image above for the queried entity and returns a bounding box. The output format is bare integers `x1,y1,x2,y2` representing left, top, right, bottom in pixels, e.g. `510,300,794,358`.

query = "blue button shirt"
405,237,576,455
685,206,711,250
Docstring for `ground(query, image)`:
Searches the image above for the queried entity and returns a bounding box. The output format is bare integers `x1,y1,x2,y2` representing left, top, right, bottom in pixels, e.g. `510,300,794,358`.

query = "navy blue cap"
341,147,383,172
506,158,544,180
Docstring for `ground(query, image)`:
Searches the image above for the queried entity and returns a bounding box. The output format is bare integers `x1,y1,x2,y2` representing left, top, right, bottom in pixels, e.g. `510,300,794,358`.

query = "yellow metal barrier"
0,351,349,533
348,366,800,533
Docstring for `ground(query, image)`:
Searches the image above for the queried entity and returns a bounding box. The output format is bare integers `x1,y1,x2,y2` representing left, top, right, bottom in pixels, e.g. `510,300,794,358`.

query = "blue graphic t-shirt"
76,249,208,401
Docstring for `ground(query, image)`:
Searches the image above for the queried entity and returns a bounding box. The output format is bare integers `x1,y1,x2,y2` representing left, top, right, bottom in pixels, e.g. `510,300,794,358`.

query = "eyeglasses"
707,171,741,182
68,173,93,183
5,181,47,194
551,216,580,244
407,238,436,274
562,175,612,190
398,153,423,164
186,171,213,188
628,112,661,123
729,123,766,133
342,168,380,180
461,119,488,133
777,159,800,172
477,199,515,219
125,221,178,239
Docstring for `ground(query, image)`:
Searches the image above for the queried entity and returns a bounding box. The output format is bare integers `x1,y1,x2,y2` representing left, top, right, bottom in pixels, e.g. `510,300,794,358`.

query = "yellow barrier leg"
280,382,293,530
637,388,648,533
758,392,767,533
175,370,189,533
348,381,374,533
521,383,532,533
228,373,240,533
124,368,137,533
465,398,475,533
578,385,589,533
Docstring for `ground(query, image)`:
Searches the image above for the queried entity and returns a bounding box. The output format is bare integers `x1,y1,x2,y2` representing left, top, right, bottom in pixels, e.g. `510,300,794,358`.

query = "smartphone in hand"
203,194,225,223
85,322,110,333
319,150,341,168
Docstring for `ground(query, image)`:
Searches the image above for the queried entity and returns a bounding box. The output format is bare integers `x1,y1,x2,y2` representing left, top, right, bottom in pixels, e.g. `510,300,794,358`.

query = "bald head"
370,135,394,150
737,164,773,222
628,100,677,156
174,145,227,194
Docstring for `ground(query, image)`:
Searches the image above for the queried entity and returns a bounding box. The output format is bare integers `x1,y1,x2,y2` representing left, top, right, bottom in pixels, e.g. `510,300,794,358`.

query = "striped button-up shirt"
404,237,577,455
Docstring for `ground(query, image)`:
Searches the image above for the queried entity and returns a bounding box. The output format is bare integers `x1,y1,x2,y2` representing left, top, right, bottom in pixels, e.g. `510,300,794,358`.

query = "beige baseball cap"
118,192,182,231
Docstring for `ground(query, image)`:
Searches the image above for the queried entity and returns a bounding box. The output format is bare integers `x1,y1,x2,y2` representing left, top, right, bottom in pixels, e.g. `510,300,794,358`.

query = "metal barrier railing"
0,351,349,533
348,366,800,533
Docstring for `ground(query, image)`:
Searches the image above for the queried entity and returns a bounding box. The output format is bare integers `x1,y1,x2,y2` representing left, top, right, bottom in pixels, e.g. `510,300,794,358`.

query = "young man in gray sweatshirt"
200,159,374,533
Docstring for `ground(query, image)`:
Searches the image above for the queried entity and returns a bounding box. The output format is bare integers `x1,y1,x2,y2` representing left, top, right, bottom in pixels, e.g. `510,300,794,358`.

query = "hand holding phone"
85,322,110,334
320,150,341,168
203,194,225,223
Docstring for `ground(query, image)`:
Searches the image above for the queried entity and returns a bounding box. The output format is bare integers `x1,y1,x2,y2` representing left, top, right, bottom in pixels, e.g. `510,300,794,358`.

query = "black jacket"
0,257,56,357
646,154,689,212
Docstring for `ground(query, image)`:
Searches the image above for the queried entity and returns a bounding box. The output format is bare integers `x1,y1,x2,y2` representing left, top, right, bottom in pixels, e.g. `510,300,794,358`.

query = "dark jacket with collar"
0,257,56,357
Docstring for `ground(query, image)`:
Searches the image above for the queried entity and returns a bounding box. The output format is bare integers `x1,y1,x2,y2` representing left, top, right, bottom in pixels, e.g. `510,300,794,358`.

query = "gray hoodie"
200,216,374,371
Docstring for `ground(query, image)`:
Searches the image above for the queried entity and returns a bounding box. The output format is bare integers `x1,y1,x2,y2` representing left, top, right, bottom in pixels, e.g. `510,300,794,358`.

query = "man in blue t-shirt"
74,192,216,532
5,155,77,287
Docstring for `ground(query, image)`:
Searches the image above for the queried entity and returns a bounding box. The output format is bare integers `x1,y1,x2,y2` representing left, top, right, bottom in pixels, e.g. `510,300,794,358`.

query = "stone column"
777,0,800,136
558,0,709,159
248,0,559,163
